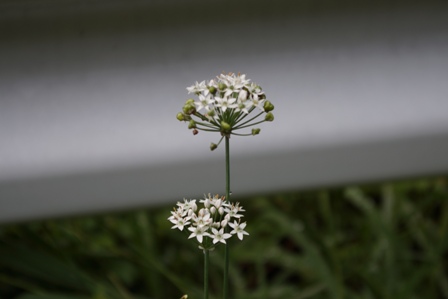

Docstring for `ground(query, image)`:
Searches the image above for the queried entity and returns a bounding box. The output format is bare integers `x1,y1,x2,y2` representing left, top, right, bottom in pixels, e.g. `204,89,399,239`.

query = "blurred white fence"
1,0,448,223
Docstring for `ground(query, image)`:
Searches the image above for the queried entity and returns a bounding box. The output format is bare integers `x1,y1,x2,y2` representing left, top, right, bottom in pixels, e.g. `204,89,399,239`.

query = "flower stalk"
223,136,230,299
170,73,273,299
204,249,209,299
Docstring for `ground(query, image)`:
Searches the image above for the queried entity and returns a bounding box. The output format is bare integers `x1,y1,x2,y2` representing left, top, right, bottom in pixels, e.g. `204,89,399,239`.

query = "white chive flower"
215,96,237,112
195,94,213,112
250,94,265,111
211,228,232,244
178,73,274,148
187,81,206,94
228,221,249,241
188,226,209,244
168,195,248,250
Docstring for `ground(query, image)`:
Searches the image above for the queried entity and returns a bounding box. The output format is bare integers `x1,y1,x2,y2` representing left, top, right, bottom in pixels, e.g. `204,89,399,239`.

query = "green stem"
234,119,266,130
195,121,220,129
232,132,254,136
197,127,221,132
225,137,230,203
204,249,209,299
223,136,230,299
234,105,255,123
233,111,264,129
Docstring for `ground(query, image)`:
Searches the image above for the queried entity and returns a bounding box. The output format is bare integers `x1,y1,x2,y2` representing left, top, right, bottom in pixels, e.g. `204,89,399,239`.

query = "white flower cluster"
177,73,274,149
187,73,265,115
168,194,249,249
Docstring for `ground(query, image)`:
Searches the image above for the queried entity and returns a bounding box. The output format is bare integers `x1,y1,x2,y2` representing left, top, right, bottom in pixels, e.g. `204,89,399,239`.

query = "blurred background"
1,0,448,298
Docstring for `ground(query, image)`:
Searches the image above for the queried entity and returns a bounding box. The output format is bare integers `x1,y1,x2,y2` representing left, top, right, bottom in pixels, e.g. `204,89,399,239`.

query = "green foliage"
1,177,447,299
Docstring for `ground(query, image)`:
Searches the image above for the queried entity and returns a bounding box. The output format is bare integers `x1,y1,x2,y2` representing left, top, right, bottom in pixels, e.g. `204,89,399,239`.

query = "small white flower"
251,94,265,111
232,74,249,89
195,94,213,112
187,81,206,94
212,197,222,209
168,208,184,221
194,212,212,228
204,79,217,96
225,203,245,219
211,228,232,244
228,221,249,240
188,226,209,243
215,96,237,112
217,73,232,86
224,85,239,97
171,217,190,231
200,196,211,208
168,209,191,231
178,199,197,213
235,99,253,114
167,214,177,224
246,82,264,96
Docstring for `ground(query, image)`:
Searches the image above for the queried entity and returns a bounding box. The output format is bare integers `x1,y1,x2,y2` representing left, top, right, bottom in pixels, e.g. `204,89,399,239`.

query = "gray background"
1,0,448,223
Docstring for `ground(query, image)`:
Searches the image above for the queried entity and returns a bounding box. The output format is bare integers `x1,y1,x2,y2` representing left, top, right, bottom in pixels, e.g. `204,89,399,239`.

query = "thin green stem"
195,121,220,129
194,115,220,127
193,112,220,127
232,132,254,136
204,249,210,299
233,111,264,129
197,127,221,132
234,119,266,130
225,137,230,202
223,136,230,299
215,136,225,148
234,106,256,123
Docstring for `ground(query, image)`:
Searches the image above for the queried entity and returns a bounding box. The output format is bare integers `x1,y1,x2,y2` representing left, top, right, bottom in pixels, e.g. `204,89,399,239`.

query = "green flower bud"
221,121,231,132
185,98,195,105
183,103,195,115
265,112,274,122
210,143,218,151
176,112,185,121
263,101,274,112
188,119,196,129
252,128,261,135
218,83,227,91
208,86,217,95
207,109,215,117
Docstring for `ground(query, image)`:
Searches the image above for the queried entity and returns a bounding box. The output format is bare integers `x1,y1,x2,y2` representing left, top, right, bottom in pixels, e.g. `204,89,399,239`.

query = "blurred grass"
1,177,447,299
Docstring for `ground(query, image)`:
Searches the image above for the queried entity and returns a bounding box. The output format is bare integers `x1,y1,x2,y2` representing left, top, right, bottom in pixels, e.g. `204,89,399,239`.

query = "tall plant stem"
223,136,230,299
225,136,231,211
204,249,209,299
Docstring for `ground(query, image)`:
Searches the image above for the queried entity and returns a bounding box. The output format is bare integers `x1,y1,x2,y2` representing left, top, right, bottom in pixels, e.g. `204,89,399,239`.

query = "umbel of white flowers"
176,73,274,150
168,194,249,251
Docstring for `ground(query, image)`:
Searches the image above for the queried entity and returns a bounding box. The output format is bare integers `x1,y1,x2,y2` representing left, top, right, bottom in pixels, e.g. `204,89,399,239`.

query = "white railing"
1,1,448,223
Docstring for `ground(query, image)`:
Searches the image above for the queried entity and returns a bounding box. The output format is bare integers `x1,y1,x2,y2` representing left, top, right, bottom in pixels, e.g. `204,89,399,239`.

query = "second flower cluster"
168,194,249,250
